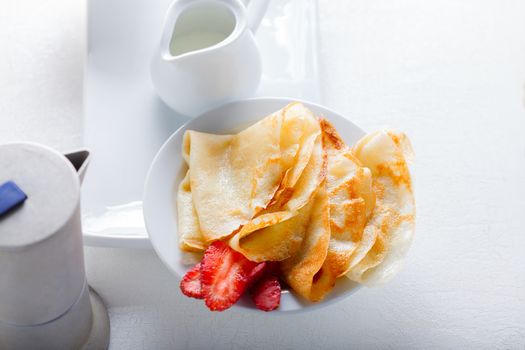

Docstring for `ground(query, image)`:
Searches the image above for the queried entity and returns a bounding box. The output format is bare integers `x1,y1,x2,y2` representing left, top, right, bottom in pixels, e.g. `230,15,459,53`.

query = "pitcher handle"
245,0,270,32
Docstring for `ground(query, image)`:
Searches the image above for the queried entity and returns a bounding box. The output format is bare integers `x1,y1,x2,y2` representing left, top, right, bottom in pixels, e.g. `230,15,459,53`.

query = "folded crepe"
280,120,376,301
280,124,414,301
345,130,415,286
178,102,321,251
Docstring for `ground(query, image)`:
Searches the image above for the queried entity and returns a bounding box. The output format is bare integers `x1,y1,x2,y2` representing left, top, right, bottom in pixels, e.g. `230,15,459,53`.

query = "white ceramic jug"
151,0,269,117
0,143,109,350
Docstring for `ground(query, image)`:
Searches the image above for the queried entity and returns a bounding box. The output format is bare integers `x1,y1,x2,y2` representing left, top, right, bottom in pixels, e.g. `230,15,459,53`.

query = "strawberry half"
251,275,281,312
264,261,281,276
247,261,267,286
200,241,264,311
180,263,204,299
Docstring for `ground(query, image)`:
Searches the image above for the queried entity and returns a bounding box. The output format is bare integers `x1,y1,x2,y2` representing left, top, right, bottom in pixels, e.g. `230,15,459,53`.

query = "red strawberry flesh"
200,241,264,311
180,263,204,299
252,275,281,312
247,261,267,286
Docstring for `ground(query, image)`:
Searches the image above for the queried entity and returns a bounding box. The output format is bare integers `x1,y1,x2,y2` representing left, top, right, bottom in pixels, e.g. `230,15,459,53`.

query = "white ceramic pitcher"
151,0,269,117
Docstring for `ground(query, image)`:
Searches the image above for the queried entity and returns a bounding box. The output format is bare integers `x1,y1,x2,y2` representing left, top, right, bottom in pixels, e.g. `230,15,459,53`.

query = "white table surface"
1,0,525,349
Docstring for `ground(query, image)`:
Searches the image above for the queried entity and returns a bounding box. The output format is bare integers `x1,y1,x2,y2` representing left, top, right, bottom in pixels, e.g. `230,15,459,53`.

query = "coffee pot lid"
0,143,83,250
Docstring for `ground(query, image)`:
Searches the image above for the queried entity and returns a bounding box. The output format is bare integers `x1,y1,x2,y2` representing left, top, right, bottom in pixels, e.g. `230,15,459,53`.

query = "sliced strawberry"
247,262,267,286
246,261,281,288
200,241,263,311
251,275,281,312
264,261,281,276
180,263,204,299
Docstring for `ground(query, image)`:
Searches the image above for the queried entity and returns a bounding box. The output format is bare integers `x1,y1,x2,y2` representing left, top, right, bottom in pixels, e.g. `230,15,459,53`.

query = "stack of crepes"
178,102,415,302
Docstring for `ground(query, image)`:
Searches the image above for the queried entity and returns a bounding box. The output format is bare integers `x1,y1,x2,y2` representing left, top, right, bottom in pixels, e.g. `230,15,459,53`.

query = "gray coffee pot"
0,143,109,350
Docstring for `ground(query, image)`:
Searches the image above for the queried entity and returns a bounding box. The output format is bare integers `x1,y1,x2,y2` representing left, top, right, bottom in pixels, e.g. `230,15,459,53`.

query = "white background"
1,0,525,349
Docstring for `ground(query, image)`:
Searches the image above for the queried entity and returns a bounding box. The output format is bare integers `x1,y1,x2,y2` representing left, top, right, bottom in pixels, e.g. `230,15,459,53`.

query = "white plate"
143,97,364,313
83,0,321,248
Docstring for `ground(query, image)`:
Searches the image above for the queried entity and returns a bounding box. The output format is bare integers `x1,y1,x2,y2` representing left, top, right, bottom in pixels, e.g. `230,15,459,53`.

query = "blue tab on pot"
0,181,27,218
